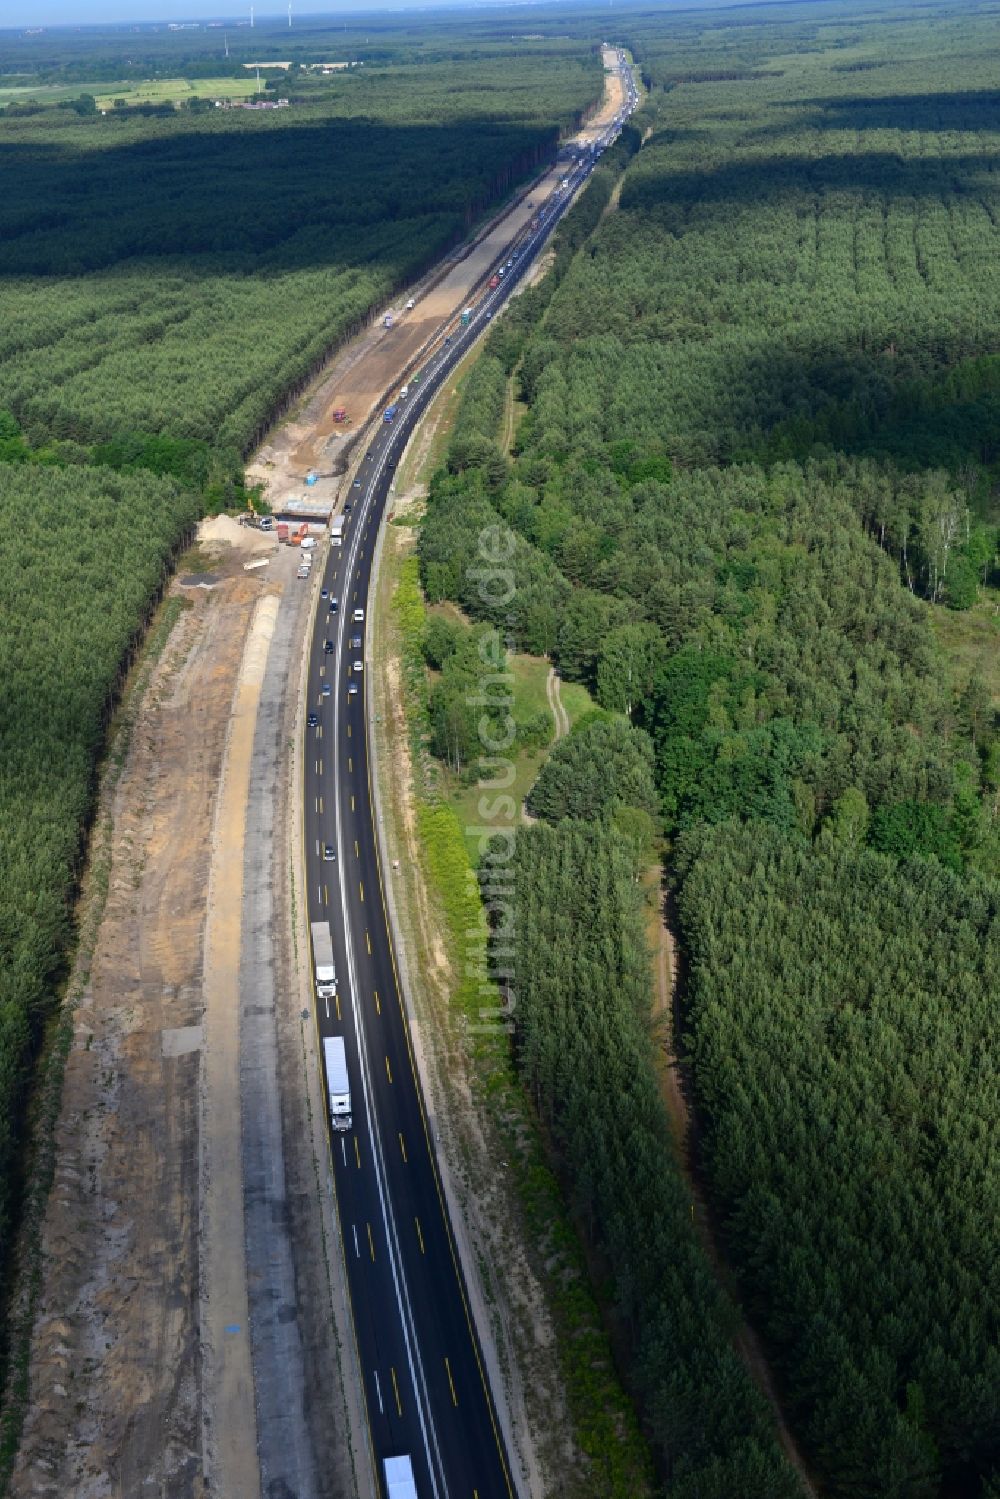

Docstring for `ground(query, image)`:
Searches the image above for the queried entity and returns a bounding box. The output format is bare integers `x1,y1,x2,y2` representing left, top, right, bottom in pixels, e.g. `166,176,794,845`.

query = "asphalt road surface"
302,56,638,1499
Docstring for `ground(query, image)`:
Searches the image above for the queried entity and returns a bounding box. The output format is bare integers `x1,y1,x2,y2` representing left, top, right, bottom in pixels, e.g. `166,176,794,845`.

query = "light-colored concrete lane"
200,593,279,1499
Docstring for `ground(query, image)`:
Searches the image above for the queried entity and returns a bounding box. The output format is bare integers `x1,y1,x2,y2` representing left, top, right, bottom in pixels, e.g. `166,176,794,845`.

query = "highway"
301,54,637,1499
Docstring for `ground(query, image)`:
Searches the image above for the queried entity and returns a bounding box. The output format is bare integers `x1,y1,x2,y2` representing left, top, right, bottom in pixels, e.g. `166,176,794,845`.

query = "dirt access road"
250,46,626,505
8,49,627,1499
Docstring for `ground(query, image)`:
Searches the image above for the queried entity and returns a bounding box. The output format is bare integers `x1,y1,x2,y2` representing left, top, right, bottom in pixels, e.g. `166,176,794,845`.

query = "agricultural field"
418,2,1000,1494
92,77,259,108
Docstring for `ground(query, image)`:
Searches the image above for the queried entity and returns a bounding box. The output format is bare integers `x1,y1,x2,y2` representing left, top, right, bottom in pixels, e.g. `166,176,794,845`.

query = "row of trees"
0,462,198,1337
508,817,799,1497
675,822,1000,1496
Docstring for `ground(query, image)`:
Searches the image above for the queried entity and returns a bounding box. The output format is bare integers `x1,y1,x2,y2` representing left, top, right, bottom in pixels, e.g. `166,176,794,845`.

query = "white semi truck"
311,920,336,999
383,1455,417,1499
331,514,345,547
322,1036,351,1132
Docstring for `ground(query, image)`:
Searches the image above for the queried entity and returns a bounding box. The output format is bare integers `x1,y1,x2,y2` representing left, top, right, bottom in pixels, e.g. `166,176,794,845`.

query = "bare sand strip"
200,594,279,1499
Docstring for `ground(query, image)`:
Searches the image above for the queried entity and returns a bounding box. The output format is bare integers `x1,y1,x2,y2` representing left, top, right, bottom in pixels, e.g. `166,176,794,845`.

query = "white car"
353,660,363,674
353,608,364,623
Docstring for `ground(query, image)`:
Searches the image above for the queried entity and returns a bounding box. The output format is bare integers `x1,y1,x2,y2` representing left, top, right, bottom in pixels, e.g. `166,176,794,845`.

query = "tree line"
0,462,198,1358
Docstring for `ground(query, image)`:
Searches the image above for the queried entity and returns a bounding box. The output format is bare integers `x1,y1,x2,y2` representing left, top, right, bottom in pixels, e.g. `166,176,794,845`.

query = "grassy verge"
0,592,191,1493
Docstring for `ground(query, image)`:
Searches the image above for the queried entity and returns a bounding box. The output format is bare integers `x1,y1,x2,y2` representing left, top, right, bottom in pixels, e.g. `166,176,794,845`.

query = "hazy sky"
3,0,462,30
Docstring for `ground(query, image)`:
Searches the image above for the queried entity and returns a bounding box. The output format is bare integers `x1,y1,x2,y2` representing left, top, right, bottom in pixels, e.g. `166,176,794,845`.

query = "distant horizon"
3,0,552,33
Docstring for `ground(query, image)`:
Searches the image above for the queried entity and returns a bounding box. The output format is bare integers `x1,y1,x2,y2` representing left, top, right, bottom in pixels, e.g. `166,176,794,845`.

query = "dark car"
324,640,334,654
329,598,339,613
353,479,362,489
350,634,362,650
344,502,352,514
323,844,336,862
320,587,328,599
307,712,319,727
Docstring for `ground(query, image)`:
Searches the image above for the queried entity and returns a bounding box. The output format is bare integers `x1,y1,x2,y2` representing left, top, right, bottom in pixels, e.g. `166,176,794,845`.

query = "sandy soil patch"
10,550,265,1499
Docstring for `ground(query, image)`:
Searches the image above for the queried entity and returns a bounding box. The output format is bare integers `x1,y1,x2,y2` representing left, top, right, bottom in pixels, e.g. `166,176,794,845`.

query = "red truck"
489,274,500,290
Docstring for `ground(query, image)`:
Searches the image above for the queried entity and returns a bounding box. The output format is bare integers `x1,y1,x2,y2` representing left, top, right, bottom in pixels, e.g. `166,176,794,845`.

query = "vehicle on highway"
352,659,363,674
311,920,336,1000
383,1455,417,1499
344,502,352,514
400,384,409,398
348,682,359,698
331,516,345,548
444,334,452,344
320,587,328,598
330,597,339,612
307,712,319,727
353,609,364,624
350,634,362,650
324,640,334,654
323,843,336,862
323,1036,351,1132
384,403,399,423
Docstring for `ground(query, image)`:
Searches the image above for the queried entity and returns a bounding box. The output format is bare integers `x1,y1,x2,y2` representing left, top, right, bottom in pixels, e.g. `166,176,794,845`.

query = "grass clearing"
93,77,260,108
930,587,1000,705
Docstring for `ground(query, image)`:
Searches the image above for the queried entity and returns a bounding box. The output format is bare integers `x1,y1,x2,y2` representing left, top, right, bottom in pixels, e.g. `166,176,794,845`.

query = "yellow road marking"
366,931,371,955
359,881,364,903
415,1217,425,1254
391,1367,402,1417
445,1356,458,1407
385,1055,392,1084
323,884,329,906
398,1131,406,1162
347,723,352,738
367,1222,375,1262
374,989,381,1015
335,993,341,1021
351,794,355,812
348,756,353,772
354,1136,361,1169
355,839,359,857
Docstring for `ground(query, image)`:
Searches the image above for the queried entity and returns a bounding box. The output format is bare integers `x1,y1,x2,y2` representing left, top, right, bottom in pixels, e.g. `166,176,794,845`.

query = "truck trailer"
331,515,345,547
311,920,336,999
323,1036,351,1132
383,1455,417,1499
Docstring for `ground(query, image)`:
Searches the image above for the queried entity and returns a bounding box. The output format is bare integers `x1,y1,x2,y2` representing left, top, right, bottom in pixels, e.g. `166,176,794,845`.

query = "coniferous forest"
420,2,1000,1494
